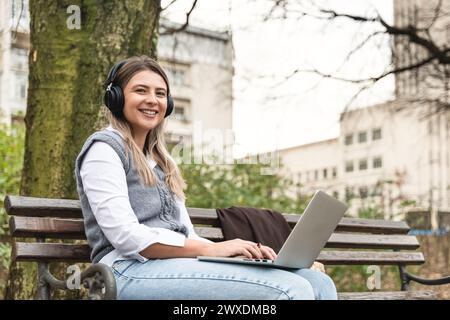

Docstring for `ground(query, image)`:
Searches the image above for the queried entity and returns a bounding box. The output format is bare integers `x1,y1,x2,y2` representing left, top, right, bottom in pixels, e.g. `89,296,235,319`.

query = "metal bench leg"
36,262,51,300
399,265,410,291
34,262,117,300
35,238,51,300
31,237,116,299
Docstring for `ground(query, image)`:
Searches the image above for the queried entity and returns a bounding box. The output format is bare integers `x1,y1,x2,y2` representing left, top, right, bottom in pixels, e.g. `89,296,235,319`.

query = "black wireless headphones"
104,60,174,118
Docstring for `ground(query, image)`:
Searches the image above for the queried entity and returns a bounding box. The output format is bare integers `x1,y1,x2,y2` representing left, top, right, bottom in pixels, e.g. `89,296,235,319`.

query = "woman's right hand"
202,239,276,260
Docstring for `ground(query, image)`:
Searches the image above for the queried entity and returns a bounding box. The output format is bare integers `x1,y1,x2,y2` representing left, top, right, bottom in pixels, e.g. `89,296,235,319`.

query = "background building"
279,100,449,219
278,0,450,220
158,18,233,151
0,2,234,155
0,0,30,123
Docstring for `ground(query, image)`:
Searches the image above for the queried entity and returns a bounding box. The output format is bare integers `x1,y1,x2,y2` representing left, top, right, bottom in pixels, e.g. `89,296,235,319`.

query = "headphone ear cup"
165,95,174,118
104,85,125,117
104,60,126,117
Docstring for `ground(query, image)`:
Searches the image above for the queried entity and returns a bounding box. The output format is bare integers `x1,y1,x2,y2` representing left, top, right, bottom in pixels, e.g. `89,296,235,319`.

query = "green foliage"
357,204,385,220
399,199,417,208
0,123,24,202
0,243,11,269
0,122,25,296
179,158,309,214
327,264,401,292
0,122,25,233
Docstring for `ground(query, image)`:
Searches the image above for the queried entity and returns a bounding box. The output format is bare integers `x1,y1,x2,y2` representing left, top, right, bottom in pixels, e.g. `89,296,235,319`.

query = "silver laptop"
197,190,347,269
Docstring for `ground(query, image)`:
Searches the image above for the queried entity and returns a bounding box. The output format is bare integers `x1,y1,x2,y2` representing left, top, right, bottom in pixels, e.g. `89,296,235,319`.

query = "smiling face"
122,69,168,137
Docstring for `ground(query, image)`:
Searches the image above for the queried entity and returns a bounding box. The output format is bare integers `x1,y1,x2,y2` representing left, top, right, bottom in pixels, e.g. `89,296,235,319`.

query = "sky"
161,0,395,157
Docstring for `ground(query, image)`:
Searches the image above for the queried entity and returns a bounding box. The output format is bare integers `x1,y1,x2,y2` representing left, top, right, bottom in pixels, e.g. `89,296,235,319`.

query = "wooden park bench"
4,195,450,300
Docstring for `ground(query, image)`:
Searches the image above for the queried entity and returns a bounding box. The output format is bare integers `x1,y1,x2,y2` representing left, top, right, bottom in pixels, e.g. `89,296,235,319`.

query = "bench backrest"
4,195,425,266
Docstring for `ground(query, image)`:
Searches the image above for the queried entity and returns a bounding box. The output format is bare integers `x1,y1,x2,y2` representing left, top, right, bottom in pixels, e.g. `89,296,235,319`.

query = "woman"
74,55,338,300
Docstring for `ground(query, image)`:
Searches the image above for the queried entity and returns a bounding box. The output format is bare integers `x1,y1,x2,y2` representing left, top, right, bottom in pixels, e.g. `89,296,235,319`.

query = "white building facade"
158,19,233,153
0,0,30,123
279,99,450,219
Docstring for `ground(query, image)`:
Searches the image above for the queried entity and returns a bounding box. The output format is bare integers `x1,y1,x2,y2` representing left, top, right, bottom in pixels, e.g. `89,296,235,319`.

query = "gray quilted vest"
74,129,188,263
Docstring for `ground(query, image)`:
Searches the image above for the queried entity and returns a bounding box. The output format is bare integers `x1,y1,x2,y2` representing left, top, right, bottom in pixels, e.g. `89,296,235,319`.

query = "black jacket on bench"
216,206,292,253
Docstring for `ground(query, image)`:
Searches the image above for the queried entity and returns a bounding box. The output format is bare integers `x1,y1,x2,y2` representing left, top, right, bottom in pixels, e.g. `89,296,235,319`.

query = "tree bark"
6,0,161,300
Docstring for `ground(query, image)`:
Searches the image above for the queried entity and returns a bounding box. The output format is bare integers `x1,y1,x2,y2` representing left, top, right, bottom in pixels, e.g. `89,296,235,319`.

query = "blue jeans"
112,258,337,300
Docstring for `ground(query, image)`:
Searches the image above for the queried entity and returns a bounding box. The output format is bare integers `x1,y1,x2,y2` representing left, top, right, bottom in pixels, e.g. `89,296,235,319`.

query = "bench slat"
187,208,410,234
13,242,91,262
5,195,410,234
190,228,421,250
12,242,425,265
5,196,81,218
317,250,424,265
10,216,87,239
326,233,420,250
10,216,420,250
337,291,436,300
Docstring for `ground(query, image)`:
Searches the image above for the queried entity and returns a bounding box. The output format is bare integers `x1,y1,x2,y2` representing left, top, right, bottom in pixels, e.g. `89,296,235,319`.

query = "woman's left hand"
259,245,277,260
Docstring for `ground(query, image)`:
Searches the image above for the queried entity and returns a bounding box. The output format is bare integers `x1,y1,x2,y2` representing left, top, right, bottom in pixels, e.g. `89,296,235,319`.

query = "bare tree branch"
12,0,25,40
266,53,436,91
160,0,198,35
335,30,385,73
316,8,449,65
378,17,449,65
263,0,288,22
426,0,444,29
161,0,178,12
256,0,449,113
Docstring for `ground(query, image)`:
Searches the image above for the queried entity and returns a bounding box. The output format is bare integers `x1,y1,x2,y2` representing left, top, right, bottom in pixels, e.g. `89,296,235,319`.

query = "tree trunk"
6,0,161,300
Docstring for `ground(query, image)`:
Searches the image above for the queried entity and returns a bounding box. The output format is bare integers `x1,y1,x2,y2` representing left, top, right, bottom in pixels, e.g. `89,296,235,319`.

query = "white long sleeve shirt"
79,126,212,267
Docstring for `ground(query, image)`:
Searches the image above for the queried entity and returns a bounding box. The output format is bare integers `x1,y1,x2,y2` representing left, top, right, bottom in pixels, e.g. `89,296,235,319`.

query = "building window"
371,185,382,197
359,159,368,171
172,69,186,86
359,186,368,199
344,134,353,145
345,187,354,201
172,98,190,122
14,75,27,100
173,106,186,121
20,84,26,99
358,131,367,143
373,157,383,169
332,167,337,178
323,169,328,179
297,173,302,183
163,63,189,87
345,161,354,173
372,128,382,141
314,170,319,180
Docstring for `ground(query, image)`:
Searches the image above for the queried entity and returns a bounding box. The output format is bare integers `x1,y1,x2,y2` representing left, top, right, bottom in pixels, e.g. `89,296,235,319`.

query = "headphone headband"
105,60,126,87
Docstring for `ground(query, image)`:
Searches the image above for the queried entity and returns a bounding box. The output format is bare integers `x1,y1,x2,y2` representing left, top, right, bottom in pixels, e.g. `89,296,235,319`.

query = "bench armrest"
405,273,450,286
81,263,117,300
38,263,116,300
399,266,450,290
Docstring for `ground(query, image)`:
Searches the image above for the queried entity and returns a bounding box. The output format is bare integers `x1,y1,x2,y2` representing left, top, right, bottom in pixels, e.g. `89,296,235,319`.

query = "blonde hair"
105,56,187,201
